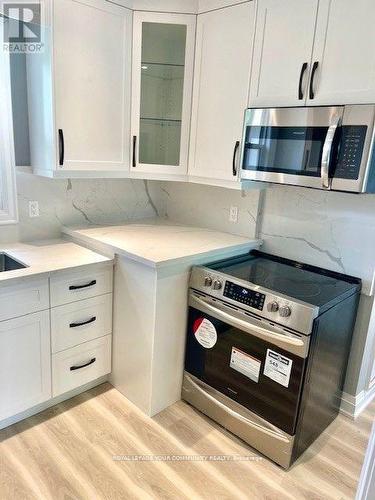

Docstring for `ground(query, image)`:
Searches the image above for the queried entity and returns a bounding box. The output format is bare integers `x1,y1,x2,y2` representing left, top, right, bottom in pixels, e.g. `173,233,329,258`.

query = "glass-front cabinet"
131,12,196,176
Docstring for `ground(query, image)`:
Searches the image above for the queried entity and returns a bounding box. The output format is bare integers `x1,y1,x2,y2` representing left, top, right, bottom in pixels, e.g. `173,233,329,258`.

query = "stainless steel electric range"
182,250,361,468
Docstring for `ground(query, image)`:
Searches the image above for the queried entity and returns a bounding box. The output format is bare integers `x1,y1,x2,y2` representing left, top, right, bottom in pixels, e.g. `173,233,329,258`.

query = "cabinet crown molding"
107,0,249,14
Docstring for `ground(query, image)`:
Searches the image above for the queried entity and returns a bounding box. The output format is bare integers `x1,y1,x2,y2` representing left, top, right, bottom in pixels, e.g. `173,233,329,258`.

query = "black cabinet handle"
309,61,319,100
69,280,97,291
69,316,97,328
298,62,308,100
232,141,240,177
70,358,96,371
132,135,137,167
58,129,65,166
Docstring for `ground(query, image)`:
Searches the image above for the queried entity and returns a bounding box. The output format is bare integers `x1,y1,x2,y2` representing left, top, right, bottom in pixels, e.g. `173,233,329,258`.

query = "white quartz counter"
62,219,261,268
0,240,111,283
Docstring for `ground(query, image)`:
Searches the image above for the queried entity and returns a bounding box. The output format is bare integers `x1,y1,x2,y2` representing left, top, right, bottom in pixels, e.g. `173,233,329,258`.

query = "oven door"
240,106,344,190
185,292,310,435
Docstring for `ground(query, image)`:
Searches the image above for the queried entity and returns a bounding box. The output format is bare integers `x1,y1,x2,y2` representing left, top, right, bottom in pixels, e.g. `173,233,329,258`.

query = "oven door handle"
191,294,305,349
321,114,341,189
185,374,290,442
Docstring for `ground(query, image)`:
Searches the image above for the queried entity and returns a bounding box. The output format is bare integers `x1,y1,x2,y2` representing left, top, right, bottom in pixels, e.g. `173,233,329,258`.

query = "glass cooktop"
211,251,361,310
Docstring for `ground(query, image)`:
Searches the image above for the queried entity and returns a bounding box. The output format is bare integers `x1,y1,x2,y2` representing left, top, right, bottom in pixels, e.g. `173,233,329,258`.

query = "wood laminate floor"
0,383,374,500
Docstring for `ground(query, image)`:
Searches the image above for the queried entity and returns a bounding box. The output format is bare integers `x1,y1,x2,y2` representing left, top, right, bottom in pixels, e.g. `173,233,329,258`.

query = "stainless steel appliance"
240,105,375,192
182,251,361,468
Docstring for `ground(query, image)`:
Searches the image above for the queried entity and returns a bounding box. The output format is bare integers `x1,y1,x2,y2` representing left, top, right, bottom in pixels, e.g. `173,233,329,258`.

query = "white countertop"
62,218,261,268
0,240,111,283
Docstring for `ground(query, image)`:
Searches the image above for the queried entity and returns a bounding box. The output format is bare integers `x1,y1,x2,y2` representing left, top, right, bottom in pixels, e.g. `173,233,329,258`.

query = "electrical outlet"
229,206,238,223
29,201,40,218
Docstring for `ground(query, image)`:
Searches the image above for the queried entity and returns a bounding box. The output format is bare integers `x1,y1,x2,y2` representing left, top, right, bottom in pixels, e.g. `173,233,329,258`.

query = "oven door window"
242,126,329,177
185,307,307,435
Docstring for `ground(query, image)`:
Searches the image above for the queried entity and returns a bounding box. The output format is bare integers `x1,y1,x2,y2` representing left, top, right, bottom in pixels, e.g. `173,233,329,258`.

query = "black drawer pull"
309,61,319,100
298,62,308,100
232,140,240,176
58,129,65,166
132,135,137,167
69,280,97,291
69,316,97,328
70,358,96,371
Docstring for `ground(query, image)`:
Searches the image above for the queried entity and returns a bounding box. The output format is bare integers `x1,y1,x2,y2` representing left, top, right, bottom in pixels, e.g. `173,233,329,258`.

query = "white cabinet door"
249,0,319,107
307,0,375,105
188,2,255,182
53,0,132,171
0,311,51,421
131,11,196,176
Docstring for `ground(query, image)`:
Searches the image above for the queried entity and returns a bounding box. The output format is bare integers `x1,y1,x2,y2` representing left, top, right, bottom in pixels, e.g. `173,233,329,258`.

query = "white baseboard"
340,385,375,419
0,376,108,430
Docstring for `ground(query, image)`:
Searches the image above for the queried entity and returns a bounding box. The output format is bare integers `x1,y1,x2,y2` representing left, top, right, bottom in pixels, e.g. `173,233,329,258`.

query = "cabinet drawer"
51,294,112,353
52,335,112,397
0,277,49,322
50,264,113,307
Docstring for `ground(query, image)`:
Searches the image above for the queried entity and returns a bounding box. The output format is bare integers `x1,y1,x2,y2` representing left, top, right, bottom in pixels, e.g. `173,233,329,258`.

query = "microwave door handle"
191,294,304,348
184,374,291,443
321,115,341,189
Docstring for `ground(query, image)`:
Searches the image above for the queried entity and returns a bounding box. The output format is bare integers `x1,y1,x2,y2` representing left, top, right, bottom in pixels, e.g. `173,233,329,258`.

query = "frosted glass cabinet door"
53,0,132,171
131,12,196,176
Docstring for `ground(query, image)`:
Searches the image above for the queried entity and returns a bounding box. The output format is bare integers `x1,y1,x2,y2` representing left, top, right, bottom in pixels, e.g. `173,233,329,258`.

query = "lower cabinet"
52,335,112,397
0,263,113,427
50,265,113,398
0,311,51,421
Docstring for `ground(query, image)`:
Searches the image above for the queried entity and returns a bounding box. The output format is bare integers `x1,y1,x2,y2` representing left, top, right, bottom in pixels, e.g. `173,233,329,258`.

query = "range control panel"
335,125,367,180
223,281,265,310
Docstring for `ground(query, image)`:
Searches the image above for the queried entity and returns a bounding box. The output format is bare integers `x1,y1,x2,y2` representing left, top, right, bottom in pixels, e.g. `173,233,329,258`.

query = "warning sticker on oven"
230,347,261,383
193,318,217,349
263,349,293,388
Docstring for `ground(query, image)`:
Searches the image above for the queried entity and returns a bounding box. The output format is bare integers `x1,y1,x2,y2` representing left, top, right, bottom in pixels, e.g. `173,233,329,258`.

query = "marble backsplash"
156,182,261,239
0,172,163,244
259,185,375,296
158,181,375,294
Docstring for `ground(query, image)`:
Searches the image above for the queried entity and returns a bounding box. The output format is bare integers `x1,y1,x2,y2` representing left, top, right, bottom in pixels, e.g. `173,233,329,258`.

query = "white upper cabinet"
54,0,132,171
27,0,132,174
249,0,319,107
249,0,375,108
130,12,195,177
307,0,375,105
188,2,256,185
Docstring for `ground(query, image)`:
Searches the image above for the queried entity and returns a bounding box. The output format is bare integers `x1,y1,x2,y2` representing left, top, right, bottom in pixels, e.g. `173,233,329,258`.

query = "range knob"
279,305,292,318
213,280,223,290
267,301,279,313
204,276,213,287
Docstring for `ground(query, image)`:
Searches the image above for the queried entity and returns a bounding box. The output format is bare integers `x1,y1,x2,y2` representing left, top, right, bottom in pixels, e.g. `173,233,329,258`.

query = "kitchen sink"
0,253,27,272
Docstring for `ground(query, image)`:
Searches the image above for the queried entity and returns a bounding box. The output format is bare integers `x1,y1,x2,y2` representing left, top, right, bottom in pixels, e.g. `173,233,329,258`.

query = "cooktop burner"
214,251,360,309
263,276,322,298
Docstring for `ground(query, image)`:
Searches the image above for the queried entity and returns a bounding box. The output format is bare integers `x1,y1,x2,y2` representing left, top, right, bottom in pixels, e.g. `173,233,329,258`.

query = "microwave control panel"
334,125,367,180
224,281,265,310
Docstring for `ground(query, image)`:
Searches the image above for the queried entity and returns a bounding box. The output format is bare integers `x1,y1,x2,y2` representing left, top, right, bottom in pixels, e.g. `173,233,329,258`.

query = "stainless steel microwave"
240,105,375,192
